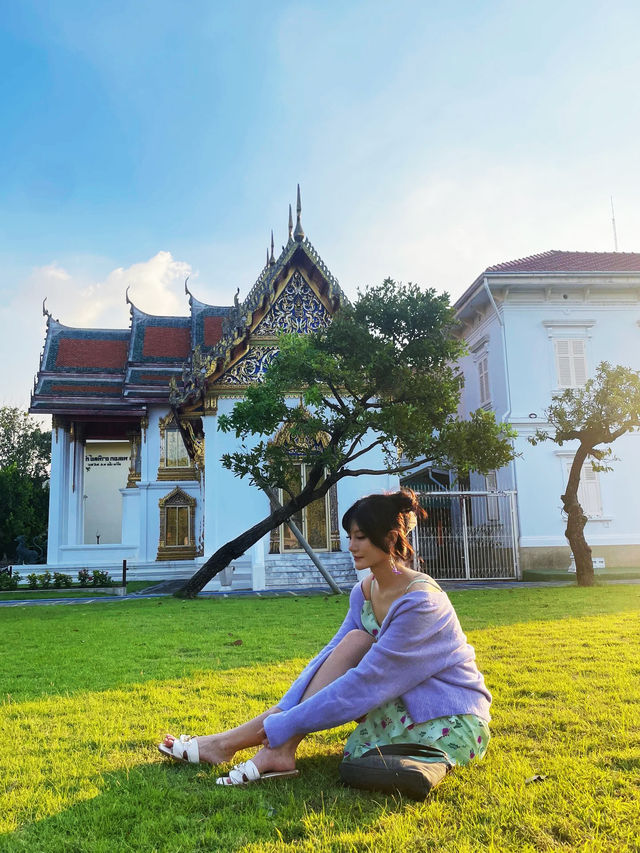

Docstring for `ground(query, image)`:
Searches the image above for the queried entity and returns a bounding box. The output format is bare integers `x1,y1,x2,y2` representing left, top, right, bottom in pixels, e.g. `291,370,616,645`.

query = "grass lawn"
1,587,639,852
522,567,640,582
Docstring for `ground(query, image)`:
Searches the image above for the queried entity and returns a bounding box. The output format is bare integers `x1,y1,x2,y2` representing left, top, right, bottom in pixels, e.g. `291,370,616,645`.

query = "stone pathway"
1,576,639,607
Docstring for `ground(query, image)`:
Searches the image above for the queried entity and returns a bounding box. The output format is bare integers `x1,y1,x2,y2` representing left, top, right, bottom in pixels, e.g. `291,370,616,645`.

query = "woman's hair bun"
390,488,423,517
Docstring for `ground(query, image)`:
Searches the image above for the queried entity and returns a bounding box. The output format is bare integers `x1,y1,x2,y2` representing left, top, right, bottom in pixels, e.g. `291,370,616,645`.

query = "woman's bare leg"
166,629,374,768
163,706,280,764
244,629,374,775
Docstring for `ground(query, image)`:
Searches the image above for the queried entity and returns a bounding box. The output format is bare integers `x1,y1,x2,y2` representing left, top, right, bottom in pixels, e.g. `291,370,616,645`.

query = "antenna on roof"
610,196,619,252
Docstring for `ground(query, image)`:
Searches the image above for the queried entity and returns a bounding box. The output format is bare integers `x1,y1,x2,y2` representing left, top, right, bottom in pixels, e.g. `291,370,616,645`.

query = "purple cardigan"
263,580,491,749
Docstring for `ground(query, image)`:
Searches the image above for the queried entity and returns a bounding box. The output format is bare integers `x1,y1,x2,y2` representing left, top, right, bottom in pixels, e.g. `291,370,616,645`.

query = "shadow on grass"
1,755,413,853
2,587,639,705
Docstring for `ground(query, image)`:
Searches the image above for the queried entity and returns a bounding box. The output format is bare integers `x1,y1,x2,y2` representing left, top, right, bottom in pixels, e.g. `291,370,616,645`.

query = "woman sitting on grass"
160,489,491,786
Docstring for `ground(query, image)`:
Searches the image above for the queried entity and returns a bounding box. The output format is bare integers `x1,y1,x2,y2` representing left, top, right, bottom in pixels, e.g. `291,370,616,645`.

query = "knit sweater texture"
263,580,491,749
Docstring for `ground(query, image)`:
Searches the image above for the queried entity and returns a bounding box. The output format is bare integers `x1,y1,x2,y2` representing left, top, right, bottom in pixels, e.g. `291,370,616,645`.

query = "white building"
454,250,640,571
30,199,397,590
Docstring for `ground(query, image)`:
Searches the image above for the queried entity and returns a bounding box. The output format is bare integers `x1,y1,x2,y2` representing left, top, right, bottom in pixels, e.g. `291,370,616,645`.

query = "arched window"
157,487,197,561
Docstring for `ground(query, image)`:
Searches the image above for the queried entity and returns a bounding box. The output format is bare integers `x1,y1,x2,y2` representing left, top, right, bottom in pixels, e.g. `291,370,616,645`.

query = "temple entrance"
83,440,130,544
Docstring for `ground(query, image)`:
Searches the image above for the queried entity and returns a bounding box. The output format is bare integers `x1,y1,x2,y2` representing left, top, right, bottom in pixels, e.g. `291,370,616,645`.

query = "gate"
412,490,519,580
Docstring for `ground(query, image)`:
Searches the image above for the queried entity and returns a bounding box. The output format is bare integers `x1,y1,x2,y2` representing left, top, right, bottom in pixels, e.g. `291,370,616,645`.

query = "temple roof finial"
125,285,133,306
184,275,192,297
269,229,275,265
42,298,51,319
288,203,293,240
293,183,304,241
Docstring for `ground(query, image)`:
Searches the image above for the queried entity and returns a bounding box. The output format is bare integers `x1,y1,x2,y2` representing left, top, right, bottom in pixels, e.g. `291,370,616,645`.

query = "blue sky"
2,0,640,408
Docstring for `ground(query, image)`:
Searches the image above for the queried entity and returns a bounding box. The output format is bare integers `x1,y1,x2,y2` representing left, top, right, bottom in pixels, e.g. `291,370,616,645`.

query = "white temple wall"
203,397,270,556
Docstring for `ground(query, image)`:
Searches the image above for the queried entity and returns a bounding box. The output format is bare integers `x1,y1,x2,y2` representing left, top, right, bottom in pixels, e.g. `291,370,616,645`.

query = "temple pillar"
47,420,70,564
67,424,85,545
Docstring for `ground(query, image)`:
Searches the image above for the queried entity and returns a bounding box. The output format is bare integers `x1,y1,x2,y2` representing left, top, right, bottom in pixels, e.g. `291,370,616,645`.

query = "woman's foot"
216,745,298,786
162,733,235,766
248,745,297,776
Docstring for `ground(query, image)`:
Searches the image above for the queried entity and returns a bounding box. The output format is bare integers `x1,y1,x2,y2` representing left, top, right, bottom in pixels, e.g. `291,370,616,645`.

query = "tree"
0,408,51,561
0,408,51,480
175,281,516,598
528,362,640,587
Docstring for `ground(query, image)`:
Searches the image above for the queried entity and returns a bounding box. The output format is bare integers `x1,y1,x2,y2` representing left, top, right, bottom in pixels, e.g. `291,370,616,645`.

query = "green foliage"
92,570,112,587
0,571,20,591
53,572,73,588
78,569,92,587
529,361,640,468
218,280,515,495
0,408,51,561
528,362,640,586
26,572,39,589
0,407,51,479
37,571,52,589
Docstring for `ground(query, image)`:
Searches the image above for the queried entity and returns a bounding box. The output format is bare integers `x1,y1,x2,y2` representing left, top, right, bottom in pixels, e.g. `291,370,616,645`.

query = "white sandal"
158,734,200,764
216,759,299,786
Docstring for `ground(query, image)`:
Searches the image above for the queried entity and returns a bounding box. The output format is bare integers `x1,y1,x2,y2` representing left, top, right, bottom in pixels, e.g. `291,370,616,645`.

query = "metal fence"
412,490,519,580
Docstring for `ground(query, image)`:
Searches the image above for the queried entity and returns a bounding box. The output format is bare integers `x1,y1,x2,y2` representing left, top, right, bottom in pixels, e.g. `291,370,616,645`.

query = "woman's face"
348,521,390,572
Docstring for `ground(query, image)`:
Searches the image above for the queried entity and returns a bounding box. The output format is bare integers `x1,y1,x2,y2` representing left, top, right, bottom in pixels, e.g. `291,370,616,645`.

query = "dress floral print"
343,601,490,766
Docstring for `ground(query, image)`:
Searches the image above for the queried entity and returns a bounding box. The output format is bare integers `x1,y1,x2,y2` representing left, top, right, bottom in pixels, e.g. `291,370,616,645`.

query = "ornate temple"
30,191,397,589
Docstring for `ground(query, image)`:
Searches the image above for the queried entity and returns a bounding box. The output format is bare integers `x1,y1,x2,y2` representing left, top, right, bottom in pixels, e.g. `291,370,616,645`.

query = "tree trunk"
175,477,337,598
562,445,594,587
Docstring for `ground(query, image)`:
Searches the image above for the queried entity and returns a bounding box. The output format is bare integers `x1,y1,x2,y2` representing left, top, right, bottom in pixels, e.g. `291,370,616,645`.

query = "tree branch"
341,457,432,478
343,437,385,464
326,378,348,413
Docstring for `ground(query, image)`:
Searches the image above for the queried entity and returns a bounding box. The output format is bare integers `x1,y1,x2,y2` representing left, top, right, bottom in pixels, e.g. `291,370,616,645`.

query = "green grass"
1,587,639,852
523,566,640,582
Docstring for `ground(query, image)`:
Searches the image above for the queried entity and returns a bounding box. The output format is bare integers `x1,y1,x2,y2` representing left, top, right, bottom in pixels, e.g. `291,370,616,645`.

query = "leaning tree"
175,280,516,598
529,362,640,586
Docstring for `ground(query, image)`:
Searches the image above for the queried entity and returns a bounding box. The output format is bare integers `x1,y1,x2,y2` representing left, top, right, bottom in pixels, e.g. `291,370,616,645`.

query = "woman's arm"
276,583,364,711
264,593,463,747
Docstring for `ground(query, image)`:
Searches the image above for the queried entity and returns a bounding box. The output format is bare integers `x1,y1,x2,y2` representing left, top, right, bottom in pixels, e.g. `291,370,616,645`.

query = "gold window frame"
157,487,197,561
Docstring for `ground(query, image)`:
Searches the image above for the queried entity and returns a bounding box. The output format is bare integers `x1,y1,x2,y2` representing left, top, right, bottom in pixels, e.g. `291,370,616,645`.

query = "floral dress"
343,592,490,767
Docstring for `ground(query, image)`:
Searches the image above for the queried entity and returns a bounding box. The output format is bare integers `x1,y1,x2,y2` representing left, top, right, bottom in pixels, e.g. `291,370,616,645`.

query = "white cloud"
1,251,193,411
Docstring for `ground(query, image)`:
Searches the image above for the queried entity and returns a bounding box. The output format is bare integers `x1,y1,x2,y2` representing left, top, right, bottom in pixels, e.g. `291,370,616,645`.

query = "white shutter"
571,340,587,386
566,461,602,518
578,463,602,518
485,470,499,520
555,340,573,387
478,356,490,404
555,339,587,387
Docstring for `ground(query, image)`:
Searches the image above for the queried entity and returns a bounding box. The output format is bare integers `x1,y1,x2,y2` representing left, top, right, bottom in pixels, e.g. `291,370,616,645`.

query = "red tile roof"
56,338,128,369
203,315,225,346
485,250,640,274
142,326,191,358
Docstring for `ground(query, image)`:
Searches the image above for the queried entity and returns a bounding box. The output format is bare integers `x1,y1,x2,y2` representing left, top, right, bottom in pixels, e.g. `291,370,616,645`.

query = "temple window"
165,428,190,467
269,464,340,553
157,413,198,481
157,487,197,560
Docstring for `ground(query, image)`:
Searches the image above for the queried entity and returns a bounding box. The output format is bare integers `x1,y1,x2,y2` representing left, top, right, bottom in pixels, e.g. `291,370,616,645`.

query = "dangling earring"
390,555,402,575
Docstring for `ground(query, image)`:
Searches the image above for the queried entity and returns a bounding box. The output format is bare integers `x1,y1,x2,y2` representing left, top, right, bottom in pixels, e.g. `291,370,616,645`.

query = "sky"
2,0,640,411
